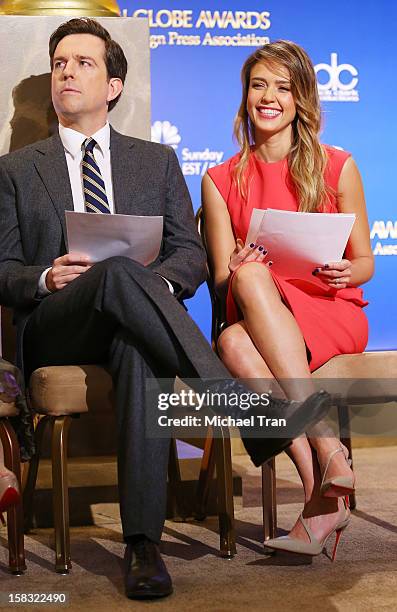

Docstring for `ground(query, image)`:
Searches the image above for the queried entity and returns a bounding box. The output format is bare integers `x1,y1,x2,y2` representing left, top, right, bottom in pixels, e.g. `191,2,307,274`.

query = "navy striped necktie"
82,137,110,214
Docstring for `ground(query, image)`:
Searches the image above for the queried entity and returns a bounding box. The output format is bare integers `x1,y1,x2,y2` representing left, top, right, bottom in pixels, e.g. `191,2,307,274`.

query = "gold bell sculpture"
0,0,120,16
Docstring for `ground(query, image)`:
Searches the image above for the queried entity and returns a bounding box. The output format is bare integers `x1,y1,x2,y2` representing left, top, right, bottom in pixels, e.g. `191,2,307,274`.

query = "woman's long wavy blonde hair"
234,40,329,212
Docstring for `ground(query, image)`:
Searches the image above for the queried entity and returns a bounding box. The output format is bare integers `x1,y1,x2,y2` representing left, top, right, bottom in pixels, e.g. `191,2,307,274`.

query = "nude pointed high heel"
0,469,21,525
320,447,355,498
264,497,350,561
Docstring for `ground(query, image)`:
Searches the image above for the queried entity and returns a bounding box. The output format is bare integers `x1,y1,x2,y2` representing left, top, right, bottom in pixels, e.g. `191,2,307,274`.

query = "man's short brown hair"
49,18,128,111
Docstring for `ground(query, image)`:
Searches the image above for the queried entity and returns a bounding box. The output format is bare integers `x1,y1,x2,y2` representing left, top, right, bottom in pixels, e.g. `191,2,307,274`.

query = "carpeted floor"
1,446,396,612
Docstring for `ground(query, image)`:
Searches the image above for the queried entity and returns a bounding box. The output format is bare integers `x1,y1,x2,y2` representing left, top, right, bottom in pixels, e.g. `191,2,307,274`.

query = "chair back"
195,207,227,349
0,307,16,363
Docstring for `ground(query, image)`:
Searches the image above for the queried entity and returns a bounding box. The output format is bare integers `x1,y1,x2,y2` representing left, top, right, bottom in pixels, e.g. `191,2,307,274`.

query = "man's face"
51,33,117,124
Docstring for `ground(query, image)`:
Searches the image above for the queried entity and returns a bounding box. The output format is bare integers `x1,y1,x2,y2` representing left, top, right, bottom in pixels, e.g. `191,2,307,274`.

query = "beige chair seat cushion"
314,351,397,378
29,365,114,416
313,351,397,403
28,352,397,415
0,400,18,417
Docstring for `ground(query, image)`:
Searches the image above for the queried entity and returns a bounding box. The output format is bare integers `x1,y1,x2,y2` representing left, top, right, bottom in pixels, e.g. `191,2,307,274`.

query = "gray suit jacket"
0,127,207,327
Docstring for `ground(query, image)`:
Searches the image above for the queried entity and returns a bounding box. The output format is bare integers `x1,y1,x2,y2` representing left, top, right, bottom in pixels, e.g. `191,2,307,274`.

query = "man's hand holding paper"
46,253,92,292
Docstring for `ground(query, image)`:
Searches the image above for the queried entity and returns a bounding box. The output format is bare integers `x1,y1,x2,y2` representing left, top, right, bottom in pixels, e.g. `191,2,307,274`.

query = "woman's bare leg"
218,312,352,541
0,439,13,476
231,263,353,481
232,263,314,400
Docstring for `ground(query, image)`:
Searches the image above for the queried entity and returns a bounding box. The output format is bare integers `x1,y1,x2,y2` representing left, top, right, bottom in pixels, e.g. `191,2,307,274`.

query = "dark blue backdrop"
120,1,397,349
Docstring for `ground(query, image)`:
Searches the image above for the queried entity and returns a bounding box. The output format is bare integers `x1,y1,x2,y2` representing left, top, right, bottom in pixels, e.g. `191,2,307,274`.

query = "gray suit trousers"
24,256,230,543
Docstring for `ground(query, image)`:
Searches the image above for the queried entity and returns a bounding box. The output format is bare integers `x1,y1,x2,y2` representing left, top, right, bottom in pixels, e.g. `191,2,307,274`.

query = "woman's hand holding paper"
228,239,271,274
312,259,352,289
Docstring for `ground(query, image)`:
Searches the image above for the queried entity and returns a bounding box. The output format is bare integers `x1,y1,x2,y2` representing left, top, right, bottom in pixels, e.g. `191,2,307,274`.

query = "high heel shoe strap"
320,447,345,489
299,513,319,546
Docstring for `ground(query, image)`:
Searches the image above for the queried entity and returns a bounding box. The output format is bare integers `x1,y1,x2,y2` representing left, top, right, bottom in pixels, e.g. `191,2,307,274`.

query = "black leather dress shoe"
124,538,173,599
205,380,331,467
242,390,332,466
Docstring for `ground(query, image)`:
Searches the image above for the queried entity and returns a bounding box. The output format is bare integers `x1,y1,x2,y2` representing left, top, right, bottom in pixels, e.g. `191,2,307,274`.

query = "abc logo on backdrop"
315,53,359,102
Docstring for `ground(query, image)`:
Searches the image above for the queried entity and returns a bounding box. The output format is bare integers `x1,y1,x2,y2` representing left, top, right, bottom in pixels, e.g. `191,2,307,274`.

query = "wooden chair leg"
22,415,49,532
337,401,356,510
213,429,236,558
194,428,216,521
0,420,26,574
168,438,188,521
50,416,72,573
262,458,277,542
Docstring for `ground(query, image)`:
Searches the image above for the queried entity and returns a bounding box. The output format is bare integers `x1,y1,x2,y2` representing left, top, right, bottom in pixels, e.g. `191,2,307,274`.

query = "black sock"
125,534,150,545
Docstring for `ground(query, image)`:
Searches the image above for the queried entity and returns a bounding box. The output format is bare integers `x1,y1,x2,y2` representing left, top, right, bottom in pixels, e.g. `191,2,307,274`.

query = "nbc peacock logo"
151,120,181,149
151,120,224,176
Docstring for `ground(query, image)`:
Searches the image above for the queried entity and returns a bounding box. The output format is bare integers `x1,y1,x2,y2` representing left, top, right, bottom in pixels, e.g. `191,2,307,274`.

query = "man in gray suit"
0,18,329,599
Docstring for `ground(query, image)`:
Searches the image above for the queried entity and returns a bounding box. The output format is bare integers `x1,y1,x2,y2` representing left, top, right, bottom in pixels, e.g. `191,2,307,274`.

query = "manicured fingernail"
268,261,273,266
258,245,264,251
249,243,255,248
312,268,319,275
324,264,329,269
263,249,268,255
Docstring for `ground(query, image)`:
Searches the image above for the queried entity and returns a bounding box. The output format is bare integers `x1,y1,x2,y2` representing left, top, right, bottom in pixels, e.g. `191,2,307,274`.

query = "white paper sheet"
65,211,163,266
246,208,356,276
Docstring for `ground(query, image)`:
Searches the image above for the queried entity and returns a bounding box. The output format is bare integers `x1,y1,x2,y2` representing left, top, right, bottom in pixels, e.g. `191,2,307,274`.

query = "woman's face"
246,61,296,140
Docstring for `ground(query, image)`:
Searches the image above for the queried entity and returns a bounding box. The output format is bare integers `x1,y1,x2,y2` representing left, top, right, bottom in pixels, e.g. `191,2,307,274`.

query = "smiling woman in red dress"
202,40,374,559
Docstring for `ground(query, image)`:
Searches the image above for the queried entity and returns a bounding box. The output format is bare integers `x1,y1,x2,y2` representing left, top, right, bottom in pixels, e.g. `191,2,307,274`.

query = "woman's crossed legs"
218,263,353,544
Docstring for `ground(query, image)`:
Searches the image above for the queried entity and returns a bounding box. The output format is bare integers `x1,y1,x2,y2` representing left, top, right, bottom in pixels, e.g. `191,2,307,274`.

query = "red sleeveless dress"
207,146,368,372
